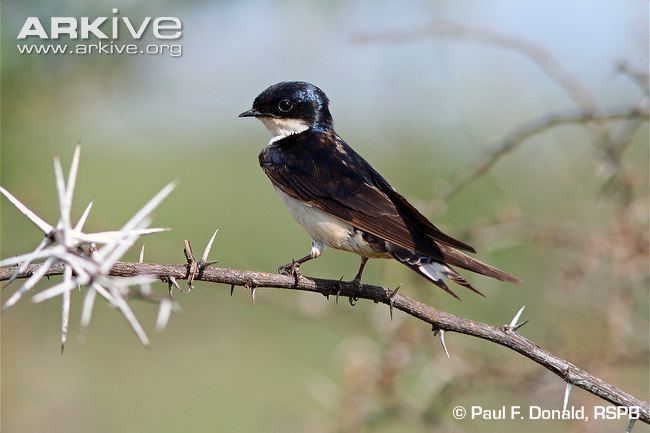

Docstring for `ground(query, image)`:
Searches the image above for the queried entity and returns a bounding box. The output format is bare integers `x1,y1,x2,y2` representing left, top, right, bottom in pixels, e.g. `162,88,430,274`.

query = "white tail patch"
419,262,448,282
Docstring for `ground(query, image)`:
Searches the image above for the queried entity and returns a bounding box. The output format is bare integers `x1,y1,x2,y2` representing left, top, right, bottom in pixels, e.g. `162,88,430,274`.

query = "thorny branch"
1,260,648,424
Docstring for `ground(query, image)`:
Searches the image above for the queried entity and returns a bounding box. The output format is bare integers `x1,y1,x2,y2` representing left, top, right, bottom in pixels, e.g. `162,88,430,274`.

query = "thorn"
230,284,235,296
247,284,256,307
562,383,573,411
156,298,173,331
138,244,145,263
336,276,343,304
168,276,182,293
60,265,72,354
53,156,71,235
513,320,529,331
438,329,451,358
509,305,526,329
625,418,637,433
200,260,218,269
388,284,402,321
201,228,219,262
0,186,53,234
80,287,97,330
102,283,150,347
74,198,94,232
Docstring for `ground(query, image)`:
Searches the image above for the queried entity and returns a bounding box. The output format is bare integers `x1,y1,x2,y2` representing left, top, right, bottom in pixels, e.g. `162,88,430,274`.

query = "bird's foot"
333,276,361,306
348,277,361,306
278,259,301,286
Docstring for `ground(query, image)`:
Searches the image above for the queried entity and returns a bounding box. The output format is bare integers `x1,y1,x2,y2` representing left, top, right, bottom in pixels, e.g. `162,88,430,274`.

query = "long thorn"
0,246,63,267
53,157,71,236
388,284,402,321
139,244,145,263
61,265,72,353
625,418,637,433
116,182,176,238
65,145,81,222
2,238,51,290
31,278,77,304
74,198,94,232
168,276,182,292
509,305,526,328
563,383,573,411
101,283,150,347
156,298,173,331
0,186,52,233
438,329,451,358
3,257,56,309
202,229,219,262
80,286,97,330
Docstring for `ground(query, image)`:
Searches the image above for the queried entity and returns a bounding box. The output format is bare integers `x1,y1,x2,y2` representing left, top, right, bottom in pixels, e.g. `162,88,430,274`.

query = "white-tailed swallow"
240,81,520,298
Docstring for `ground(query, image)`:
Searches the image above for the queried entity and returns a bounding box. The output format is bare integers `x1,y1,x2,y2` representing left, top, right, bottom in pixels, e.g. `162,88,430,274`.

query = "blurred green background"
1,1,648,432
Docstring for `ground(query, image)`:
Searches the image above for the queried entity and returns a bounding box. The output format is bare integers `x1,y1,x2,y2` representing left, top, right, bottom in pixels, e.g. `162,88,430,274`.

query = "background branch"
3,260,648,424
443,104,649,199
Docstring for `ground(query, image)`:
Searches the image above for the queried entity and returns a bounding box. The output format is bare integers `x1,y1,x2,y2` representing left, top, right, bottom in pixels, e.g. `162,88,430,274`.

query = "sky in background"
4,0,646,151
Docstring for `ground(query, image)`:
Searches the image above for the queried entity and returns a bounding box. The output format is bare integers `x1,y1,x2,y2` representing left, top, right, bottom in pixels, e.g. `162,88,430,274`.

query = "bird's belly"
275,188,389,258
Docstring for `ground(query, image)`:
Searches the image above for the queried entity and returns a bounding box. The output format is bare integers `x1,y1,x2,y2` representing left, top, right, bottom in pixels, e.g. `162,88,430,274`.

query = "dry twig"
444,105,649,198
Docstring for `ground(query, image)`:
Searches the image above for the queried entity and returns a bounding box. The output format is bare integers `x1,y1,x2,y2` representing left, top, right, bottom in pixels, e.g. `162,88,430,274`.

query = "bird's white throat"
260,117,309,143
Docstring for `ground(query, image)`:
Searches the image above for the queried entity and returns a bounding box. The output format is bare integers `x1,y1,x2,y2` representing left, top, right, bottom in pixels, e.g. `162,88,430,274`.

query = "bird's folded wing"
262,142,474,259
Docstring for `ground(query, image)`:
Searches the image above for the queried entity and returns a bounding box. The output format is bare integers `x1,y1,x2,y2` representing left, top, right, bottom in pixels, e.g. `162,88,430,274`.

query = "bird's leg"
278,240,323,282
352,257,369,288
343,257,368,306
278,254,312,278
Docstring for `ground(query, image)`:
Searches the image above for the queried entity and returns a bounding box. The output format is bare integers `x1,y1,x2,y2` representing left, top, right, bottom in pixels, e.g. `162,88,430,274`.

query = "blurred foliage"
1,1,648,433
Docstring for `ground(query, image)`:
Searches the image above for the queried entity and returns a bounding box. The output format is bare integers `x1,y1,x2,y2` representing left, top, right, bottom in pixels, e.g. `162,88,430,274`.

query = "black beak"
238,109,262,118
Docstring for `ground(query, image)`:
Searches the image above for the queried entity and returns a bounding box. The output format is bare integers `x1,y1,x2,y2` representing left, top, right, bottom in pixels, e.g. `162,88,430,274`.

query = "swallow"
239,81,520,298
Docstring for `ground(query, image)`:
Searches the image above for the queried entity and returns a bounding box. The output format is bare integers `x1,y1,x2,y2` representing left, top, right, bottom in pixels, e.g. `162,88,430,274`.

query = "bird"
239,81,520,299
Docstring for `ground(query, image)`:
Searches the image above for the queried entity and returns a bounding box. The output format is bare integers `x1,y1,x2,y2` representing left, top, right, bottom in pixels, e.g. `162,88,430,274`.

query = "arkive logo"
18,9,182,40
16,9,183,57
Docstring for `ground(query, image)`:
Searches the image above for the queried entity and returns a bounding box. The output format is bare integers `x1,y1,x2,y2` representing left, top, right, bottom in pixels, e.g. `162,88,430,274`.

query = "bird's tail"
439,245,521,284
389,243,519,299
390,246,486,299
405,261,485,300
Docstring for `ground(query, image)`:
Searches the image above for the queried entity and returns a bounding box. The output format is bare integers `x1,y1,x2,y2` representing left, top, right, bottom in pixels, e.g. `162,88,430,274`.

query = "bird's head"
239,81,333,138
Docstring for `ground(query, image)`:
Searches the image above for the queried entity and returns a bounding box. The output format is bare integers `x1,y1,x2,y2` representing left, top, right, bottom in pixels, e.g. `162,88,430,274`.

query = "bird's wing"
260,131,474,259
364,166,476,253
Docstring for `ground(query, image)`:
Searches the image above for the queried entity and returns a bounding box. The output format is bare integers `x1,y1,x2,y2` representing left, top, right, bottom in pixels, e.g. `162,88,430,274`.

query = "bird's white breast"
275,188,388,258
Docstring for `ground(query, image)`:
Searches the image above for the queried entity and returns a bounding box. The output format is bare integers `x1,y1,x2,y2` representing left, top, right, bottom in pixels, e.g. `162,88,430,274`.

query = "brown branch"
444,105,649,199
3,261,648,423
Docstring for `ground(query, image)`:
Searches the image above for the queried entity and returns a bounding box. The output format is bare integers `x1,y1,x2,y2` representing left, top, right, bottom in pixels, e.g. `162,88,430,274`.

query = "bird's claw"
278,259,301,286
348,277,361,306
333,276,361,306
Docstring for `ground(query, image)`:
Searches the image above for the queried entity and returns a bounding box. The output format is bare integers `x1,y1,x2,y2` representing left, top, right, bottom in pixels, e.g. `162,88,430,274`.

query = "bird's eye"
278,99,293,112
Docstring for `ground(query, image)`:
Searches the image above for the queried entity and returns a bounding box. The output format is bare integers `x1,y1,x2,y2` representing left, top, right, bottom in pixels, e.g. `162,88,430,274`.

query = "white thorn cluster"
0,146,176,349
